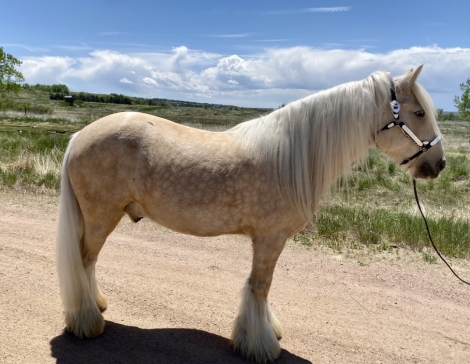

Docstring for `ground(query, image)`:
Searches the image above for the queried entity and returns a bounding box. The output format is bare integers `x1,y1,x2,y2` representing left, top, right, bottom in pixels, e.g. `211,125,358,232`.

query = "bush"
0,97,52,114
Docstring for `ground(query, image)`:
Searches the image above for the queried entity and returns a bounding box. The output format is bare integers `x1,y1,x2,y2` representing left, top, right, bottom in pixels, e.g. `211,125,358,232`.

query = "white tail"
56,132,104,338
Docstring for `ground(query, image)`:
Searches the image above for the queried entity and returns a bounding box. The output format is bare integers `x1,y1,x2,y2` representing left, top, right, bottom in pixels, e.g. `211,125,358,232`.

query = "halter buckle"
390,100,400,119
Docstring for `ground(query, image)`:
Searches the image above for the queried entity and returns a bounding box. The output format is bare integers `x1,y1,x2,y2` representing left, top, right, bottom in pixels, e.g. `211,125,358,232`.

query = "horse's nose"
437,157,446,172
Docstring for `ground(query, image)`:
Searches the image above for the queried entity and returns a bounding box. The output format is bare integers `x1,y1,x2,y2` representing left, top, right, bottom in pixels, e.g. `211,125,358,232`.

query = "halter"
380,79,441,166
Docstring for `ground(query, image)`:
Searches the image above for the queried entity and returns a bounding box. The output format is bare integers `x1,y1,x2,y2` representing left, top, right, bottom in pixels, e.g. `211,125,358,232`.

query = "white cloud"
268,7,351,15
100,31,127,36
307,7,351,12
207,34,250,38
62,50,148,81
18,45,470,109
2,43,48,52
21,56,75,84
143,77,158,86
254,39,289,42
120,78,134,84
322,43,345,47
54,45,93,51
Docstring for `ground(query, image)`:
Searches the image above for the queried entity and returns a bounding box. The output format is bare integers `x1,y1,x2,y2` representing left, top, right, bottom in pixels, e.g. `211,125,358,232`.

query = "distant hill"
20,83,273,111
5,85,271,127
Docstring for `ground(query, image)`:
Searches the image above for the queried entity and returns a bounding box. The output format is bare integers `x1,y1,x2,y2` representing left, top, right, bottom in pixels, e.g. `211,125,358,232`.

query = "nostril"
438,158,446,172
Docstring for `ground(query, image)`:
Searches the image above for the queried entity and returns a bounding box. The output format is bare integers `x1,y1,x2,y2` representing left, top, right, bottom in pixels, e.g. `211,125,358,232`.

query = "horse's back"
69,111,238,179
70,111,228,154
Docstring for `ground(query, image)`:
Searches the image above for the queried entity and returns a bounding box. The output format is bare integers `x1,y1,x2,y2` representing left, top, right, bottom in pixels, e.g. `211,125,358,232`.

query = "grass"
439,333,470,347
310,205,470,258
2,89,270,127
422,252,438,264
0,131,68,190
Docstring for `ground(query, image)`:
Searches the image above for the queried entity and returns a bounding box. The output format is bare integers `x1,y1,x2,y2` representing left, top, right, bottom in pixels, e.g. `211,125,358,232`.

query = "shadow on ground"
50,321,311,364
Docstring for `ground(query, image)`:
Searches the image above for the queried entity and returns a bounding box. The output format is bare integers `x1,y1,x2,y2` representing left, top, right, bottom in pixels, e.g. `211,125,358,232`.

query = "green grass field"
1,91,469,259
1,88,270,126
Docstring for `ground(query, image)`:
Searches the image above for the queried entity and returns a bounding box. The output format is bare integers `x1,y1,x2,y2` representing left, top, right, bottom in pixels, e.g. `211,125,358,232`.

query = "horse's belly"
134,173,282,236
140,197,245,237
132,152,272,236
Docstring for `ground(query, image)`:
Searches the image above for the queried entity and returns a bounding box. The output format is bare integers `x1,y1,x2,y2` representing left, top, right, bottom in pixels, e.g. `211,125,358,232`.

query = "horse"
56,65,445,363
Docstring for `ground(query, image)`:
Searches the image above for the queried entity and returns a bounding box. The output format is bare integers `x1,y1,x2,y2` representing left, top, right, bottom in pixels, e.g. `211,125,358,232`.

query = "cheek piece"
378,79,441,166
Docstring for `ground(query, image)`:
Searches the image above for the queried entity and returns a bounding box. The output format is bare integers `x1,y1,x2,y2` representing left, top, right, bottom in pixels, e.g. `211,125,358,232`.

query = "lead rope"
413,179,470,285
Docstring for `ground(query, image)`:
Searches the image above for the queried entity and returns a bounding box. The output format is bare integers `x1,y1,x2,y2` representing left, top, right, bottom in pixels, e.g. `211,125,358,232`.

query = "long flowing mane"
230,71,392,221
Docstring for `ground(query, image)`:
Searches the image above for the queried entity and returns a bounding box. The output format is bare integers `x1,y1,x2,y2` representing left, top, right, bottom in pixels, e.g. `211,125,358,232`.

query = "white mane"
230,71,392,221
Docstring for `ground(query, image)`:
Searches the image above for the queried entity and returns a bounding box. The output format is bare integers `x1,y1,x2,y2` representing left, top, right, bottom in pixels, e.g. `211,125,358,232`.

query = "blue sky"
1,0,469,109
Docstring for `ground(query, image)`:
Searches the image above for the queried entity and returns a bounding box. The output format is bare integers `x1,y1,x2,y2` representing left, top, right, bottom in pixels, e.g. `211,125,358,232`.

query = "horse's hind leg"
82,212,124,313
63,207,124,338
86,259,107,312
232,233,287,363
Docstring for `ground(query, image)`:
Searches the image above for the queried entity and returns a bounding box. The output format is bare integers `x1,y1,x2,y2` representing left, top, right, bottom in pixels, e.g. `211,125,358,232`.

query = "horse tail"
56,132,104,338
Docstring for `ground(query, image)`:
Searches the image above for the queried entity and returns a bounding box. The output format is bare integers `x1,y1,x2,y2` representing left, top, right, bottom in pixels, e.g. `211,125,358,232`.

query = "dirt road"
1,191,469,363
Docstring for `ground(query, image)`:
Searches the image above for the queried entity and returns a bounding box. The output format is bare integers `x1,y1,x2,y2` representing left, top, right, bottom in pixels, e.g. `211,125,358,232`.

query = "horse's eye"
415,111,425,117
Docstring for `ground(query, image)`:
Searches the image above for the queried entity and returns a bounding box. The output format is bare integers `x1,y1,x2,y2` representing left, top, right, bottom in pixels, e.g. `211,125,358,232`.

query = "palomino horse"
57,65,445,362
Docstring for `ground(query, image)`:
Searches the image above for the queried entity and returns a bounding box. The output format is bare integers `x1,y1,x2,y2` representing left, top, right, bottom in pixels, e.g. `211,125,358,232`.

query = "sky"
1,0,469,110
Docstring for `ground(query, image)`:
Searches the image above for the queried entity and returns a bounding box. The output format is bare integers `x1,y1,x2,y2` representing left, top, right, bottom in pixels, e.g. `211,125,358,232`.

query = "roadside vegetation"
298,123,470,260
1,87,469,260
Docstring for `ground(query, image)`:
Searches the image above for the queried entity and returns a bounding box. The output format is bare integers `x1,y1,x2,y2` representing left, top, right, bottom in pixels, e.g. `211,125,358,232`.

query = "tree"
454,78,470,119
0,47,24,97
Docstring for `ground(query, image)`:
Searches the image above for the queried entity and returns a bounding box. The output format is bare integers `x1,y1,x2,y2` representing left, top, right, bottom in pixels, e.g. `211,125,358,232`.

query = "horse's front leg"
232,233,287,363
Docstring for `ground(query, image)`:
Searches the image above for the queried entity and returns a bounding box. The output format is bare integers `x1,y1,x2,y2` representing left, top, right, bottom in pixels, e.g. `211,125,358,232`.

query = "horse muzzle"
413,157,446,180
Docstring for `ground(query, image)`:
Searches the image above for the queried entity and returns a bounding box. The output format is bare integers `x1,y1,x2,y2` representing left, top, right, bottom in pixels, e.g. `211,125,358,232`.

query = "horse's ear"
396,65,423,93
404,68,414,75
409,64,423,86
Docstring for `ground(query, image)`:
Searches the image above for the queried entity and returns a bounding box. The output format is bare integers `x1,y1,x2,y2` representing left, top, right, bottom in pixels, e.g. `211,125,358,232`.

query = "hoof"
233,336,281,363
95,293,108,313
232,320,281,363
64,307,105,339
267,306,282,340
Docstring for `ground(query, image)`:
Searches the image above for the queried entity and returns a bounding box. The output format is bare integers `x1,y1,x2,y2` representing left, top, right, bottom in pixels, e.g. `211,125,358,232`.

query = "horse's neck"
297,82,382,216
230,74,387,221
315,112,372,191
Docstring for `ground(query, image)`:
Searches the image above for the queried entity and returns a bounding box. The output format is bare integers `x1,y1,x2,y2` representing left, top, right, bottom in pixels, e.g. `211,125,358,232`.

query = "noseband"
379,79,441,166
